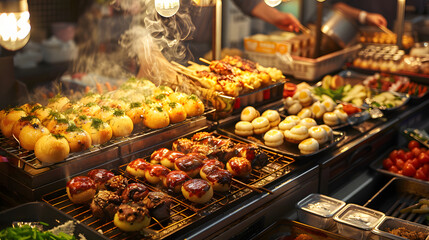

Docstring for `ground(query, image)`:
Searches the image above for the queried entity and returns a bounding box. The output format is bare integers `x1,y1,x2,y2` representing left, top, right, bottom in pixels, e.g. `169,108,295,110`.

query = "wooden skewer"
187,60,201,66
171,61,195,74
199,58,212,65
299,24,311,35
232,178,273,194
378,25,395,36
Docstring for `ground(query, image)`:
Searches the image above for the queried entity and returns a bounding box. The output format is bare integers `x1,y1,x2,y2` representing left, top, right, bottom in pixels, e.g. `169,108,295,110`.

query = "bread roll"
34,134,70,164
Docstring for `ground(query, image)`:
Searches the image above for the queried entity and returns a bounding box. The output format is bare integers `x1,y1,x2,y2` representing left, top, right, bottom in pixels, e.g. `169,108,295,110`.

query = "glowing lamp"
155,0,180,18
0,0,30,51
264,0,282,7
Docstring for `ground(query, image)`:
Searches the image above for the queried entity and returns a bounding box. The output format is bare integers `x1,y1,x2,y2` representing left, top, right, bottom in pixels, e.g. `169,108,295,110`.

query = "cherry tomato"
408,140,420,150
389,150,398,160
422,164,429,176
396,150,406,161
382,158,394,170
402,163,416,177
388,165,399,173
396,159,405,169
405,152,414,160
421,147,427,152
410,158,422,169
415,168,427,181
418,152,429,164
411,148,421,157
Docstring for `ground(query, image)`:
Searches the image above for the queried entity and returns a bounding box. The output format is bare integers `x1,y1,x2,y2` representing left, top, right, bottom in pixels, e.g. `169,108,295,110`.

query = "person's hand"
366,13,387,27
271,12,301,32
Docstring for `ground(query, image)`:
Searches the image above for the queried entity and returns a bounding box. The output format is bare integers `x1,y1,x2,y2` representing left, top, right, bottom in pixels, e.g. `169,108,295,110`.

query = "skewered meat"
90,190,122,219
121,183,149,202
141,192,171,221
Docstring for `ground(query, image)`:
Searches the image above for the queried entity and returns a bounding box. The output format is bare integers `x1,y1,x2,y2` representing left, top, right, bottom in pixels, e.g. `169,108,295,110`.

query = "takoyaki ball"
63,106,80,122
87,168,115,191
171,138,194,153
183,94,205,117
126,102,145,125
121,183,149,202
63,124,92,152
34,134,70,164
145,165,170,185
78,92,101,106
42,111,67,132
78,102,101,117
226,157,252,178
126,158,152,178
154,85,174,95
181,179,213,204
30,106,51,122
203,159,225,169
143,106,170,129
206,167,232,192
108,110,133,137
90,190,122,220
12,115,40,139
82,118,113,145
74,115,91,128
98,98,127,110
164,102,187,124
168,92,188,105
19,123,50,151
97,106,115,122
174,154,205,178
0,109,7,123
1,108,27,137
142,192,172,221
20,103,41,114
66,176,96,204
47,96,71,112
163,170,191,193
105,175,128,195
114,203,151,232
241,106,260,122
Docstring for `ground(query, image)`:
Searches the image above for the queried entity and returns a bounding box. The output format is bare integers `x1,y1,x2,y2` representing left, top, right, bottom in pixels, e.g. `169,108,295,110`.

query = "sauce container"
371,216,429,240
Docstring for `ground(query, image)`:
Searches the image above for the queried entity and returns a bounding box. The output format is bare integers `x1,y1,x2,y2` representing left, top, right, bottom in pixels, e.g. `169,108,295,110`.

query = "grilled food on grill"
66,176,97,204
181,179,214,204
63,124,92,152
141,192,172,221
163,170,191,193
114,203,151,232
145,164,170,185
1,108,27,137
174,153,205,178
34,133,70,164
121,183,149,203
105,175,128,195
90,190,122,219
126,158,152,178
87,169,115,191
150,148,185,169
202,165,232,192
19,121,50,151
226,157,252,178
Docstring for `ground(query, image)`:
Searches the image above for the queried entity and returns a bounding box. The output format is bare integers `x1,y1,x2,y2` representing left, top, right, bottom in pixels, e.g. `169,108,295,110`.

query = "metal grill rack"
43,133,295,239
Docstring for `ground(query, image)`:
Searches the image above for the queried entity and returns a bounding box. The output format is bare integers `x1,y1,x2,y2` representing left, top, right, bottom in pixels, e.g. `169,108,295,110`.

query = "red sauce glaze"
203,159,225,169
87,169,115,186
165,170,191,189
201,164,220,176
166,151,185,163
148,165,170,177
66,176,96,196
150,148,170,162
235,144,257,162
183,179,211,198
121,183,149,202
228,157,251,175
175,155,204,172
207,168,232,185
128,158,151,171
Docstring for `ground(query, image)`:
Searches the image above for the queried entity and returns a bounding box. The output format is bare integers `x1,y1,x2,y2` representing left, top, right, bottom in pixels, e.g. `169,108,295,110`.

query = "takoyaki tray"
0,109,213,170
217,124,345,159
42,132,296,239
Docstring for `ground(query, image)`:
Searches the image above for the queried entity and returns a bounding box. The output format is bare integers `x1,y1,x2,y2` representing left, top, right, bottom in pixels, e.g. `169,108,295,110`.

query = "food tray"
364,178,429,225
217,125,344,159
372,216,429,240
43,137,295,240
364,89,410,112
250,219,353,240
0,201,109,239
370,147,429,186
245,44,361,81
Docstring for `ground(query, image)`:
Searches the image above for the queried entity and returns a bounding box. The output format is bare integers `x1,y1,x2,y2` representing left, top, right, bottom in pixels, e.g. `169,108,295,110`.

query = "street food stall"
0,0,428,239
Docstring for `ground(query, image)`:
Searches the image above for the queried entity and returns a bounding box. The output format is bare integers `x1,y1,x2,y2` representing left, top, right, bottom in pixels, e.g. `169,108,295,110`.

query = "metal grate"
43,133,295,239
382,193,428,224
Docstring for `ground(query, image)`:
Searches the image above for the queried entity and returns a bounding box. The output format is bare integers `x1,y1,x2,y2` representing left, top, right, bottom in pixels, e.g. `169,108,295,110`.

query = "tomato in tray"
408,140,420,150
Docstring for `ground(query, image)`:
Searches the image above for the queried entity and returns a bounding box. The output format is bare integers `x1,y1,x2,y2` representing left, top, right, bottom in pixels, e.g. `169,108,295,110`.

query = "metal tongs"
403,128,429,148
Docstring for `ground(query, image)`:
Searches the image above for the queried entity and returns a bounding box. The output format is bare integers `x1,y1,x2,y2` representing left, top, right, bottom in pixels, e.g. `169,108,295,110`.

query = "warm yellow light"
0,11,31,51
155,0,180,18
264,0,282,7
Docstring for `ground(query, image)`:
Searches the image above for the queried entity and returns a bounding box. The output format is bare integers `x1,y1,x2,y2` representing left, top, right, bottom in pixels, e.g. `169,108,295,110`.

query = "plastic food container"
296,193,346,230
371,216,429,240
333,203,385,240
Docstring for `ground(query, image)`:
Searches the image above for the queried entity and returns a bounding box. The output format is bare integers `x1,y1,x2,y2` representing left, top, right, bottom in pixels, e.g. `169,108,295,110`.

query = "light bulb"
0,0,31,51
192,0,216,6
264,0,282,7
155,0,180,18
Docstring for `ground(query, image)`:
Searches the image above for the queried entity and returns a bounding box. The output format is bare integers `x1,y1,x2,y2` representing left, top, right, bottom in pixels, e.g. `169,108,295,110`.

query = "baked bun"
11,115,40,139
297,107,313,119
126,158,152,178
19,122,50,151
308,126,329,145
322,99,336,112
278,119,296,131
334,109,348,123
105,175,128,195
298,138,319,155
263,129,284,147
34,134,70,164
150,148,185,169
287,102,303,115
143,106,170,129
87,169,115,191
121,183,149,202
145,165,170,185
203,159,225,169
323,112,340,126
1,109,27,138
205,167,232,192
285,115,301,125
163,101,187,124
181,179,213,204
299,118,317,129
82,118,113,145
126,103,145,125
311,101,327,119
226,157,252,178
251,117,270,135
174,154,204,178
63,125,92,152
235,121,254,136
66,176,97,204
294,89,313,107
319,124,334,141
114,203,151,232
262,110,281,127
240,106,260,122
163,170,191,193
284,125,309,144
108,111,134,137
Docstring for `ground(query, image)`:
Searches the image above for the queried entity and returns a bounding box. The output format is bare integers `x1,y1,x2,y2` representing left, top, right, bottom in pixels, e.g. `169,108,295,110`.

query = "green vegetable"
312,86,345,101
0,225,76,240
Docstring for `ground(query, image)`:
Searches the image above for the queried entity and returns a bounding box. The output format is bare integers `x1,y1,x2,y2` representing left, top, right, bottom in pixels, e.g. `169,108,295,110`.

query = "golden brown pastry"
299,118,317,129
323,112,340,126
34,133,70,164
278,119,296,131
262,110,281,127
240,106,260,122
298,138,319,154
226,157,252,178
19,122,50,150
263,129,284,147
308,126,329,145
145,164,170,185
235,121,254,136
181,179,213,204
126,158,152,178
114,203,151,232
284,125,309,144
251,116,270,135
163,170,191,193
66,176,97,204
